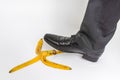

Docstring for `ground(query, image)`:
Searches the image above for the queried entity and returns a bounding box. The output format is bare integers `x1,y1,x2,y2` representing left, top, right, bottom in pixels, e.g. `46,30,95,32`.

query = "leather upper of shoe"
44,33,105,58
44,34,85,53
44,33,92,51
45,33,104,50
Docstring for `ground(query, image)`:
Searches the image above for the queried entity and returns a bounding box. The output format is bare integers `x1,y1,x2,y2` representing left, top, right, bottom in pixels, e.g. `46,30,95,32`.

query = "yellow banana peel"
9,56,41,73
9,38,71,73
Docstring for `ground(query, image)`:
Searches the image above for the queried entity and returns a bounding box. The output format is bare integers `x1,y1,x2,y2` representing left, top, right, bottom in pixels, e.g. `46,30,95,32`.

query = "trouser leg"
75,0,120,61
77,0,120,50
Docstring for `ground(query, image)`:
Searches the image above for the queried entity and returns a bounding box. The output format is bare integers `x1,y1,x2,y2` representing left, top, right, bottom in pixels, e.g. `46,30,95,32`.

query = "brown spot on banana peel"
9,70,13,73
46,50,62,57
37,50,62,56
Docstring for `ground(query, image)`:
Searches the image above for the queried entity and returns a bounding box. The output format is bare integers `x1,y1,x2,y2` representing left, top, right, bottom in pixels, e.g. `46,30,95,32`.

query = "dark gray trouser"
76,0,120,51
74,0,120,61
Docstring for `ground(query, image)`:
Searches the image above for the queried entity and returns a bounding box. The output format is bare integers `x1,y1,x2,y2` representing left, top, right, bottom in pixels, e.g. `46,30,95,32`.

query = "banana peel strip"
9,56,41,73
9,39,71,73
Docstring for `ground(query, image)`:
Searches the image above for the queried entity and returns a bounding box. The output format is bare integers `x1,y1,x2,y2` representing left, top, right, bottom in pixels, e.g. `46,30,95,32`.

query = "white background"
0,0,120,80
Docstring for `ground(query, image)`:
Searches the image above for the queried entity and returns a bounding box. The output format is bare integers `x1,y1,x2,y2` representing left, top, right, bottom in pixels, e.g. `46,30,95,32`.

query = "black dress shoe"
44,33,104,62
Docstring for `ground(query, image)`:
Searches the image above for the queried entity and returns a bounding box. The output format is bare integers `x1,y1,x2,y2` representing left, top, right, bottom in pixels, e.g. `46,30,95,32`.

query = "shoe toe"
44,34,59,45
44,33,56,40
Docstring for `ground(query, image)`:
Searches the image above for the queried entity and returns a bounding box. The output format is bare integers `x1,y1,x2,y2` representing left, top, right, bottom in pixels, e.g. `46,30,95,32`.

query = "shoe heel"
82,54,99,62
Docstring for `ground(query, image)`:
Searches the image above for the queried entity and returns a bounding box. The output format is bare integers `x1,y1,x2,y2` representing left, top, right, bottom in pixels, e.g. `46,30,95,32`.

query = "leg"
44,0,120,62
76,0,120,61
78,0,120,49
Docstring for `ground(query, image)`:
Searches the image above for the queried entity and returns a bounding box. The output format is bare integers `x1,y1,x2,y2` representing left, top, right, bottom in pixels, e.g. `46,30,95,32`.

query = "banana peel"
9,39,71,73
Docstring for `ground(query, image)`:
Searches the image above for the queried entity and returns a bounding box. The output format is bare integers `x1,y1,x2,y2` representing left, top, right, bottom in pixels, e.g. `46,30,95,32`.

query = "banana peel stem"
35,39,43,55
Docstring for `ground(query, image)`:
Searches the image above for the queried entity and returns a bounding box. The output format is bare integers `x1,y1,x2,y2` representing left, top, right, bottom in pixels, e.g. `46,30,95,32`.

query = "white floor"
0,0,120,80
